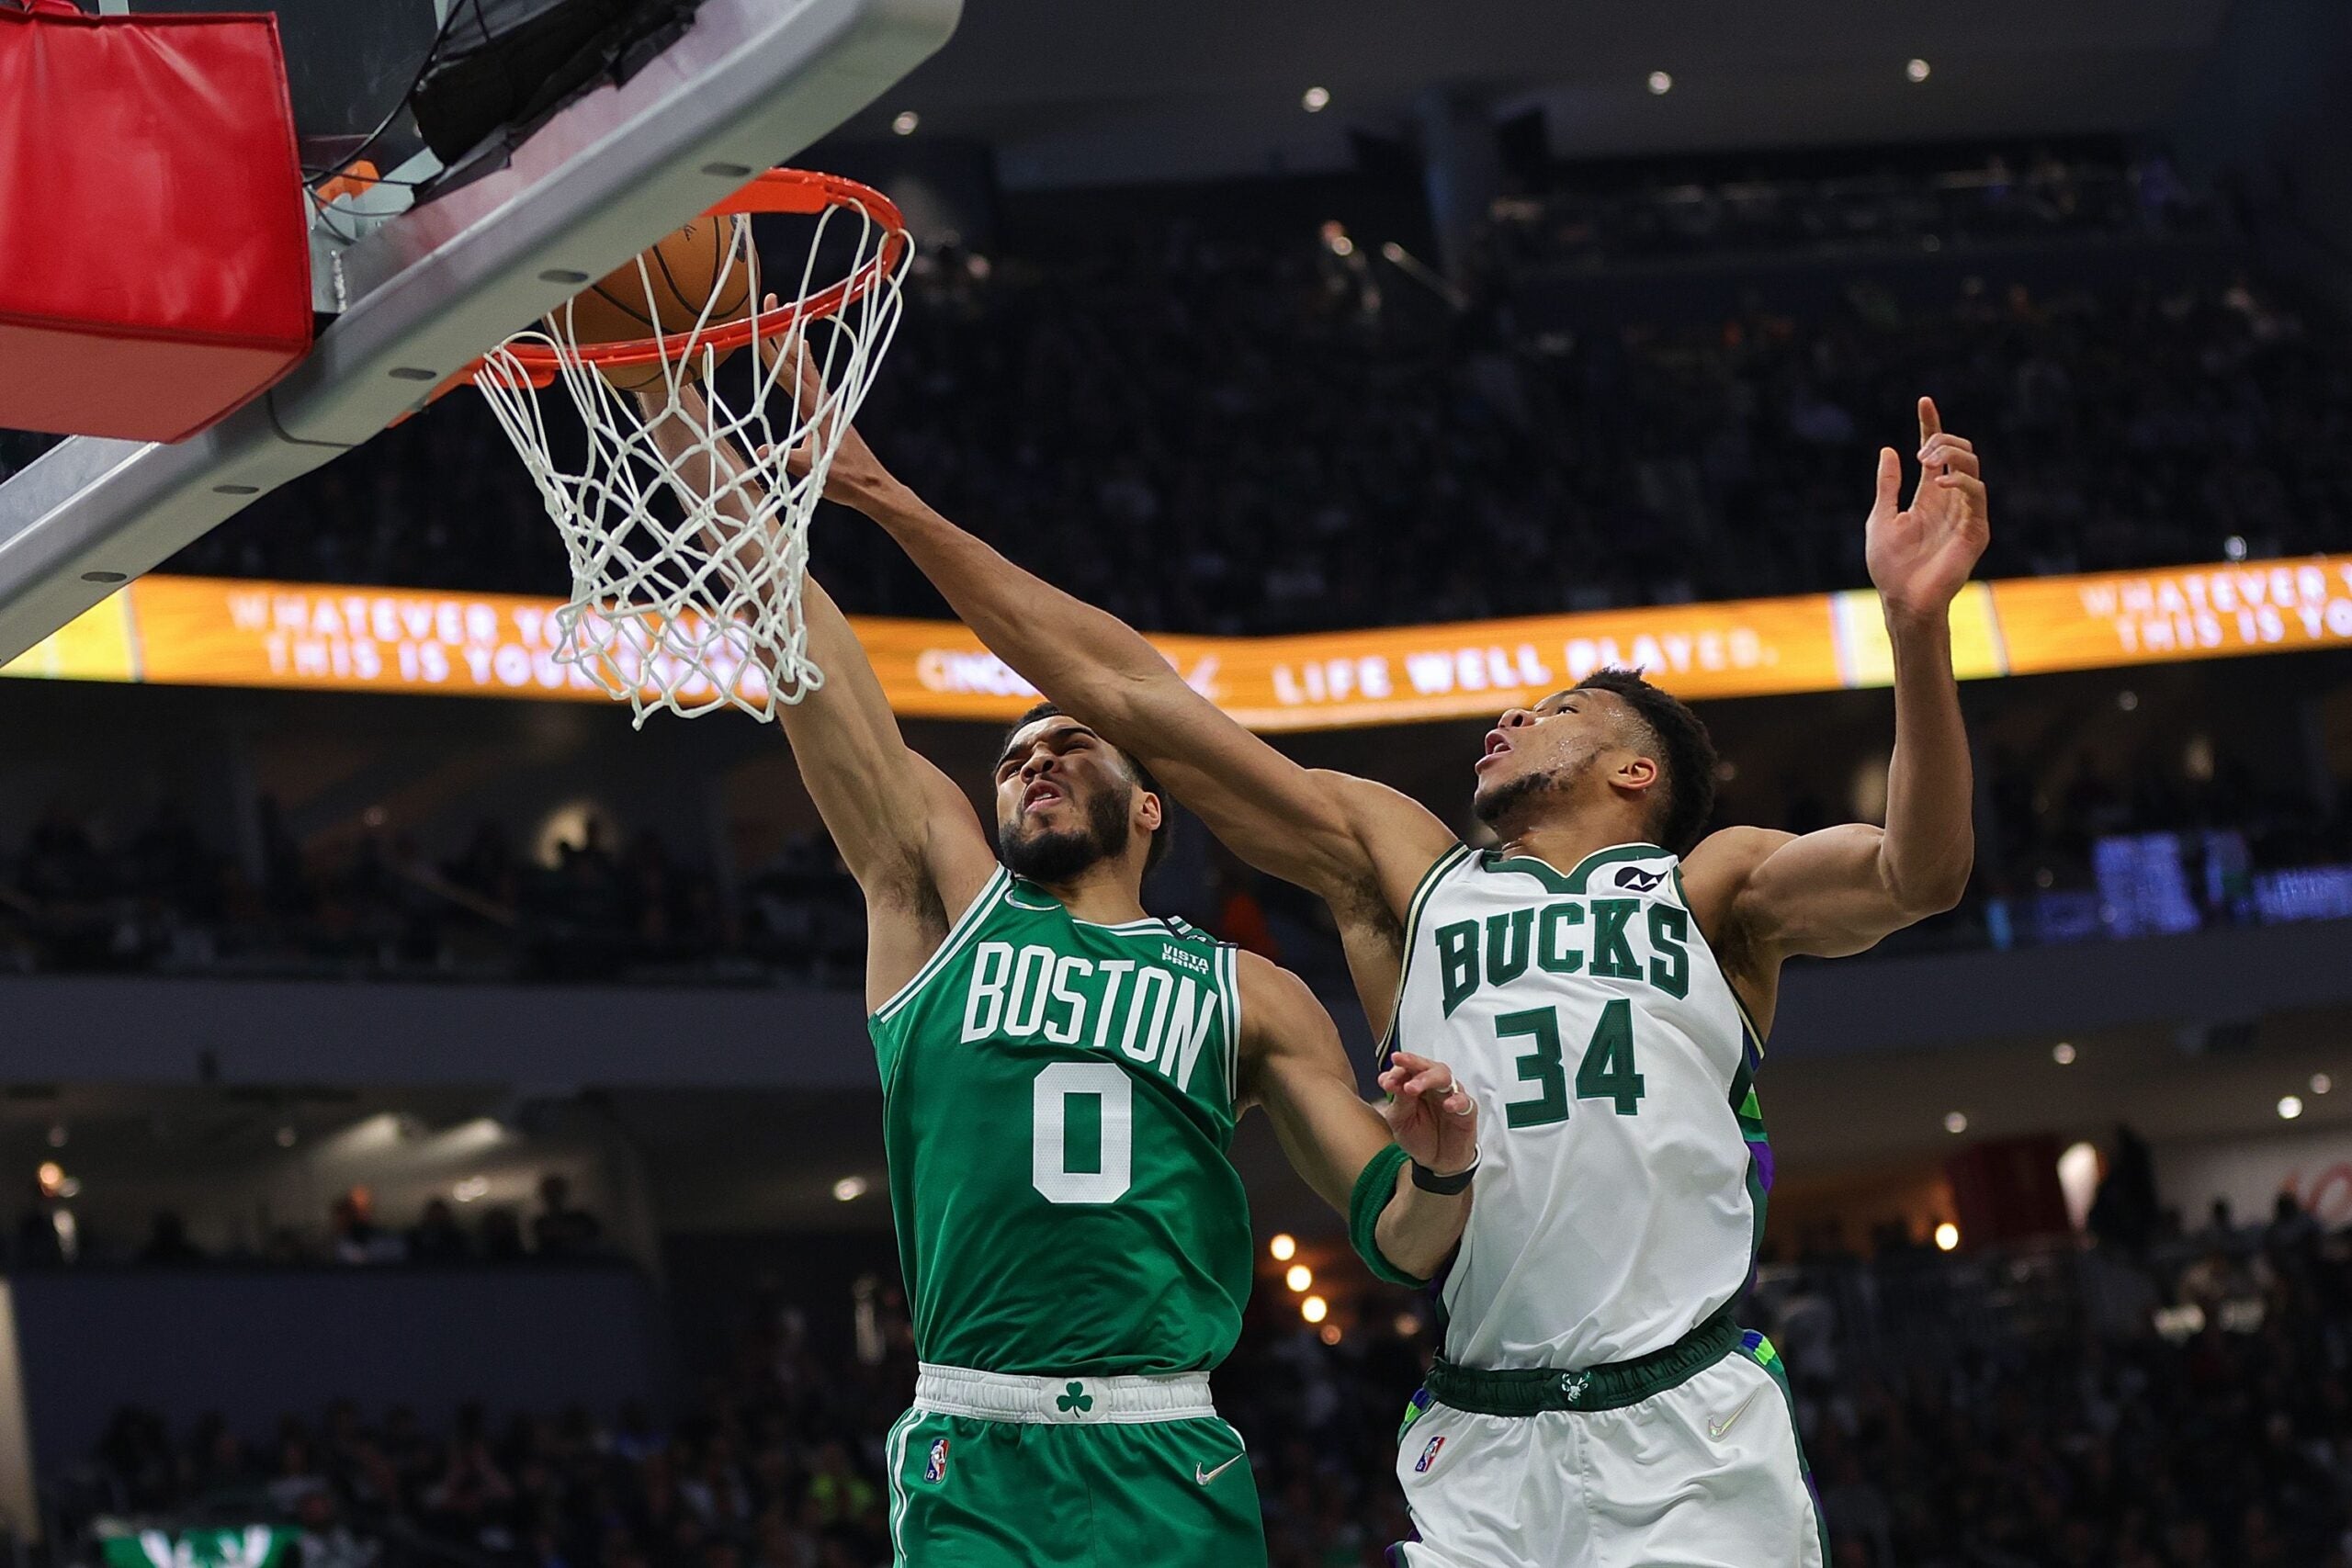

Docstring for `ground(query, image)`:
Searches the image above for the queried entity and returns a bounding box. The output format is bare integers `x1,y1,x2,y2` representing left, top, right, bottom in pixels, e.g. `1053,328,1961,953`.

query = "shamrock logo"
1056,1381,1093,1415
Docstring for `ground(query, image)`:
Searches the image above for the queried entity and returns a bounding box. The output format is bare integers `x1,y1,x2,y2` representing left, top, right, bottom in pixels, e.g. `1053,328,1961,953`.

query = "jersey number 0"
1032,1061,1135,1202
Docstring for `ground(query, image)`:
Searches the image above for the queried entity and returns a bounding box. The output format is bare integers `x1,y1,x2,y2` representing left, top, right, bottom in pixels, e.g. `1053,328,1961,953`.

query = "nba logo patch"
1414,1436,1445,1473
924,1438,950,1483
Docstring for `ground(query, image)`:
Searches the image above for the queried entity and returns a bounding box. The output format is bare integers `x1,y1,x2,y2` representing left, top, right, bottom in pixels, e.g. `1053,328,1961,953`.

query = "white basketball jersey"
1391,842,1770,1371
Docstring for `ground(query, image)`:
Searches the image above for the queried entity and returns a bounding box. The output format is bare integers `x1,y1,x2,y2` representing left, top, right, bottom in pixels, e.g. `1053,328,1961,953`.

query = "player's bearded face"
1000,773,1134,882
1474,750,1598,830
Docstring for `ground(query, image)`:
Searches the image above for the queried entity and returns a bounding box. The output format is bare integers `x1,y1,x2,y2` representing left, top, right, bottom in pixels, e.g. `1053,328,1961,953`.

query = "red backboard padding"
0,0,312,443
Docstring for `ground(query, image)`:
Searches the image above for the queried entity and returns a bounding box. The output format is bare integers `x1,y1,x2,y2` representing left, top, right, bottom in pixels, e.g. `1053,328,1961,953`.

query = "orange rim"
459,169,910,392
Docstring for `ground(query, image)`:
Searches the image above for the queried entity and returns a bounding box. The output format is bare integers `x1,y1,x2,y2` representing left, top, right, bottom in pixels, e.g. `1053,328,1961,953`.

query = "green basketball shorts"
884,1364,1267,1568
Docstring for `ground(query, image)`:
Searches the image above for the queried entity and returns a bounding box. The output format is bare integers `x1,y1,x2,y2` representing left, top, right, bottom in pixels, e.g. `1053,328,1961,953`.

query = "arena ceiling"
839,0,2238,186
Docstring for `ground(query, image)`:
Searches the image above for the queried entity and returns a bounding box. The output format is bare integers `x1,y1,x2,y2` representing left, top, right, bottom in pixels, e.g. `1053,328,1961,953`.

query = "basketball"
553,215,755,391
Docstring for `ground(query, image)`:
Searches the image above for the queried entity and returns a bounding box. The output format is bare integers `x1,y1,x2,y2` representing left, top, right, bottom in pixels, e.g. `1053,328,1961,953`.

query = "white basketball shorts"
1390,1337,1827,1568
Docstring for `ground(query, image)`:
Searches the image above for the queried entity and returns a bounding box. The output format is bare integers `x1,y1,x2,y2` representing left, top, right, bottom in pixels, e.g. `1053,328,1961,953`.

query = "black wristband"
1411,1156,1477,1195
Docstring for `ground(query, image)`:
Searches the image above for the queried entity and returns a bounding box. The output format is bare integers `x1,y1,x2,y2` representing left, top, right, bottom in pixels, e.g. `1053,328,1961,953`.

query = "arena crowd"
51,1191,2352,1568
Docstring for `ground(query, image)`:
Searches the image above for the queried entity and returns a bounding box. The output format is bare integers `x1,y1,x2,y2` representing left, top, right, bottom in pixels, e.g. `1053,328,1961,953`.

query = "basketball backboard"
0,0,958,664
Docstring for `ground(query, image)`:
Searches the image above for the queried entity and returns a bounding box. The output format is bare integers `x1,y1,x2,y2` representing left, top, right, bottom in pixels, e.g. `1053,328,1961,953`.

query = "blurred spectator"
331,1190,408,1267
17,1176,74,1267
407,1199,472,1264
530,1175,605,1258
137,1211,206,1266
295,1488,381,1568
2087,1122,2160,1255
480,1207,528,1263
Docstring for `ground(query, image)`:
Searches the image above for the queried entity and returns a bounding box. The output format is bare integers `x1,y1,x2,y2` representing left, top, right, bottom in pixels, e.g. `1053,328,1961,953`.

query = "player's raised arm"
812,419,1457,1012
1691,398,1985,993
1234,953,1476,1285
634,371,997,1011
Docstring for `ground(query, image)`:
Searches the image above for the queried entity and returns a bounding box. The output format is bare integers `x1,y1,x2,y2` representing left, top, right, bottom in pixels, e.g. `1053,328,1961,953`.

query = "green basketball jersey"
868,867,1252,1377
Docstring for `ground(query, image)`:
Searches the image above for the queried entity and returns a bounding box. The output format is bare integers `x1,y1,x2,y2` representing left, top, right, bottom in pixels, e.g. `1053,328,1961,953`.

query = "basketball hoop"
469,169,910,724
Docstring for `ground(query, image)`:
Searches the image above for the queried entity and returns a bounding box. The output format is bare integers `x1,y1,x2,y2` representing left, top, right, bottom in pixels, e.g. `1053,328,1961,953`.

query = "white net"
471,190,907,724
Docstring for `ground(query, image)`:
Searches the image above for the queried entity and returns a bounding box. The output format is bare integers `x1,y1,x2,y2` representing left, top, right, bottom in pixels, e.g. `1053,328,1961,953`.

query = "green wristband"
1347,1144,1427,1288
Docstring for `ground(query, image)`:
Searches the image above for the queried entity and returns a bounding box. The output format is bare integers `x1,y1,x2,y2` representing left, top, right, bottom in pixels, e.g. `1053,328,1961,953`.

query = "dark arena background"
5,1,2352,1566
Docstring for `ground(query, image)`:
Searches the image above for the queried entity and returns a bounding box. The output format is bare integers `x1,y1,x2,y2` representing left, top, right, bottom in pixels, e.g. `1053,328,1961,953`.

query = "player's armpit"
851,755,1002,999
1234,953,1397,1216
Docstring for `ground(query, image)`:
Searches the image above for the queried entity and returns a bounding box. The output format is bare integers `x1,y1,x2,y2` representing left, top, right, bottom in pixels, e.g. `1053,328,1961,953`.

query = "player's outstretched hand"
750,296,895,506
1866,396,1989,623
1379,1050,1479,1179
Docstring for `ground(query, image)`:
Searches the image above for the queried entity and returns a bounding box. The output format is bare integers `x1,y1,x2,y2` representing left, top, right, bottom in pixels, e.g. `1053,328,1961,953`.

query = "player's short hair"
1572,669,1718,856
1003,703,1174,874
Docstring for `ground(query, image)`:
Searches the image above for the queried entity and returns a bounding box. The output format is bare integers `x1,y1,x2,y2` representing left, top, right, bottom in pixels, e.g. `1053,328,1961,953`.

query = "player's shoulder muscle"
1234,947,1320,1023
1680,826,1792,941
1232,948,1345,1077
1674,827,1796,987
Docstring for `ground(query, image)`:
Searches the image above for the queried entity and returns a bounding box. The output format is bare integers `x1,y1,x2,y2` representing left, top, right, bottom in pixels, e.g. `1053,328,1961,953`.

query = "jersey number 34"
1498,998,1646,1127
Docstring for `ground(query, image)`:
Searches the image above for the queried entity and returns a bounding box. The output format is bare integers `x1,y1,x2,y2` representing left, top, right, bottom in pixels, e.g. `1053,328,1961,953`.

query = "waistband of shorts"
1424,1303,1741,1416
912,1363,1218,1425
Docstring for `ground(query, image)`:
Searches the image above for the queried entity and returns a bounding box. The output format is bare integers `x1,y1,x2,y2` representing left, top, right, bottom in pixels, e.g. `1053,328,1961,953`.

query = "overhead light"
2052,1043,2076,1066
1933,1222,1960,1252
2312,1074,2333,1096
832,1174,870,1202
1269,1234,1297,1262
1318,1323,1342,1345
44,1124,65,1149
453,1176,491,1202
890,110,920,137
1301,1294,1329,1324
1646,71,1674,96
36,1161,65,1197
1393,1312,1424,1337
1302,85,1330,113
2279,1095,2305,1121
1905,58,1931,83
2117,691,2139,712
1285,1264,1313,1292
1943,1111,1969,1134
2223,535,2248,560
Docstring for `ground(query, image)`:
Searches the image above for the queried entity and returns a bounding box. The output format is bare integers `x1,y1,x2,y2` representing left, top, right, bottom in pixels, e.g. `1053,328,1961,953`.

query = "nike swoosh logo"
1708,1388,1762,1439
1195,1454,1244,1485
